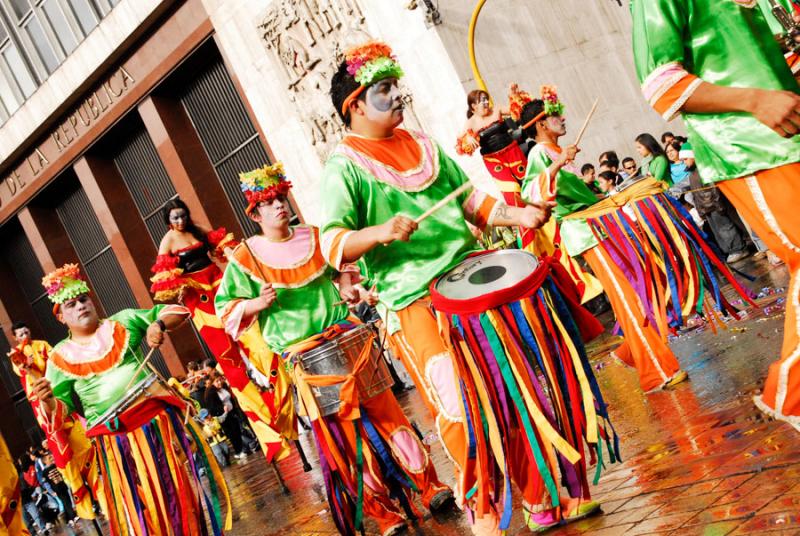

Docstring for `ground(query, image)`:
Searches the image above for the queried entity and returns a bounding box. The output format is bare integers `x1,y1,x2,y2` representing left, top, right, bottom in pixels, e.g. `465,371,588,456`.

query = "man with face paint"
321,41,616,535
519,88,687,395
30,263,232,535
215,163,452,536
7,321,97,522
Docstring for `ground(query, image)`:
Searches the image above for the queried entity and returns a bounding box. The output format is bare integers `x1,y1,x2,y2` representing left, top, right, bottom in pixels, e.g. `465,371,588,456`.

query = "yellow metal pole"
468,0,489,94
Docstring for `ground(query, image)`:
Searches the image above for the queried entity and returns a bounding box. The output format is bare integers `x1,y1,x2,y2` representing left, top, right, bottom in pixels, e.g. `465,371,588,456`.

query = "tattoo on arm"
495,204,512,220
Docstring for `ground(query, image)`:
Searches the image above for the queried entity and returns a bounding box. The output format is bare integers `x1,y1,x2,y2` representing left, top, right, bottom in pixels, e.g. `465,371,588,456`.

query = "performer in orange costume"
321,41,609,534
216,163,452,536
7,322,98,521
632,0,800,428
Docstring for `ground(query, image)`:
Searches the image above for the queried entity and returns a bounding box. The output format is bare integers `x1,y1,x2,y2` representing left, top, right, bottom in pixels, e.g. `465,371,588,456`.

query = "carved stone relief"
258,0,421,160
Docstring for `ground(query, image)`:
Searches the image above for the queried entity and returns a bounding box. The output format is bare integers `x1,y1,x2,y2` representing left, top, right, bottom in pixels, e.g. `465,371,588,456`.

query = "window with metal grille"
0,0,117,123
176,42,298,235
0,329,20,399
110,116,177,245
4,221,67,342
55,183,171,378
15,395,44,444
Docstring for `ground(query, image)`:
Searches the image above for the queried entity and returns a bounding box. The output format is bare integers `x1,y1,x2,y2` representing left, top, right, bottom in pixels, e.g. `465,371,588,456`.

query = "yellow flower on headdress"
508,83,533,122
238,162,293,214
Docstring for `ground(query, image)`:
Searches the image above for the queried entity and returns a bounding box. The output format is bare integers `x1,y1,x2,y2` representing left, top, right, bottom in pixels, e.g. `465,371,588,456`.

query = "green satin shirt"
214,245,349,354
632,0,800,184
320,142,484,312
522,144,599,257
46,307,167,428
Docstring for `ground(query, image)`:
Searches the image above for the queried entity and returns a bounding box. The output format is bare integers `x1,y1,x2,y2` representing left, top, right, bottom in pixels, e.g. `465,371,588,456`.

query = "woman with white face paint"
456,85,544,250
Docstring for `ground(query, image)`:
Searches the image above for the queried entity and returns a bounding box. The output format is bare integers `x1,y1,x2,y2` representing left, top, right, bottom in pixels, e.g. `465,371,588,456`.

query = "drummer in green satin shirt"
631,0,800,430
32,264,190,429
319,40,568,533
519,88,686,394
214,162,452,536
29,264,234,536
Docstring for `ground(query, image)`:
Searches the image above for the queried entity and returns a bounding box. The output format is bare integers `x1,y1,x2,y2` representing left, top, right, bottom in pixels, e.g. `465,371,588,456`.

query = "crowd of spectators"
578,131,782,266
16,445,80,535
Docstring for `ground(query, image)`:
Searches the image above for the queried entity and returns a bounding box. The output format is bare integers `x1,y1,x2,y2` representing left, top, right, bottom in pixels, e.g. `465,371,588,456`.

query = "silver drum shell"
296,325,393,417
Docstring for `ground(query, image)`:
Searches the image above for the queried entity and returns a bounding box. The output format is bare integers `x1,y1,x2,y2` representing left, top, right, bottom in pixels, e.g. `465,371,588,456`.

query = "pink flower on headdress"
541,85,559,104
46,281,64,296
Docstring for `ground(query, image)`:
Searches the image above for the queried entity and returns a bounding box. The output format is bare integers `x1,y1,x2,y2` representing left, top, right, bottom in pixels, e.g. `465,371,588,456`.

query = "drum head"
434,250,540,301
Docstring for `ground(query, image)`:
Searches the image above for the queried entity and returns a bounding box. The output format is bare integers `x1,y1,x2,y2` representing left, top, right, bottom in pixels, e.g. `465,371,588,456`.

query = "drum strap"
293,333,376,421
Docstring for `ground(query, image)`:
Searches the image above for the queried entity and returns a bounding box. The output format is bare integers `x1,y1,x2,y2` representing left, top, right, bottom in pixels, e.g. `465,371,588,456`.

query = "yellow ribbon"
486,310,581,464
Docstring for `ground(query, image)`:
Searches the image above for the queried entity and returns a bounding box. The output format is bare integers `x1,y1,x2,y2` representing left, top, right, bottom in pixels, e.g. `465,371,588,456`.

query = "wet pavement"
47,256,800,535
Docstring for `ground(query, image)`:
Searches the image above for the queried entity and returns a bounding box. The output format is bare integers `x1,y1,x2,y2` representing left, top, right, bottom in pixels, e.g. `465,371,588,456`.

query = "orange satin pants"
584,246,682,392
719,163,800,430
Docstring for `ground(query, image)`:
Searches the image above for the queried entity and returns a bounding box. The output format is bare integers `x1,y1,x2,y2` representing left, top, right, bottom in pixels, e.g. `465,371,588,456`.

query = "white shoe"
726,251,749,263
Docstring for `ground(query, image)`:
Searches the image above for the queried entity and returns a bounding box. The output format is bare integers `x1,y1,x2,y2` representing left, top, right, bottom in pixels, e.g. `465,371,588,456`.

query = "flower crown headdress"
341,40,405,117
239,162,292,215
42,263,90,312
507,83,533,122
541,85,565,116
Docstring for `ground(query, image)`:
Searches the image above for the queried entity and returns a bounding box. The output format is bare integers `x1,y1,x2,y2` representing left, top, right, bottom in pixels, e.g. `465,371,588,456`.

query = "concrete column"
18,205,80,274
138,95,242,234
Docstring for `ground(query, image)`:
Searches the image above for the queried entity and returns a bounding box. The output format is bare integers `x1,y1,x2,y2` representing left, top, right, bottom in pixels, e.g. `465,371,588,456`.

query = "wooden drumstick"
124,346,157,392
572,97,599,147
415,182,474,224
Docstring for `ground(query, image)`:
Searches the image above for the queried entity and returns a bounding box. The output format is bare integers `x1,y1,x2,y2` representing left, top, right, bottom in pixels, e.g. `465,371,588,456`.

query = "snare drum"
429,250,617,511
89,374,178,433
432,249,540,308
294,325,393,417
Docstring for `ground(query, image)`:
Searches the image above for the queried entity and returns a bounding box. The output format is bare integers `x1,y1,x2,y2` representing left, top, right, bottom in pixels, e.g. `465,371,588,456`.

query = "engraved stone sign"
259,0,420,159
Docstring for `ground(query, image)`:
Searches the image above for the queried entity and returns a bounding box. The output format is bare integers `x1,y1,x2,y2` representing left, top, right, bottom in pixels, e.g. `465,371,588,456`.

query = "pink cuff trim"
220,300,257,341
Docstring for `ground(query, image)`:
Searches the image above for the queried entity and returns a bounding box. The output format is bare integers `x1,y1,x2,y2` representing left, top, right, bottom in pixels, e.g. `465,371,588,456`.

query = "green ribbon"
695,253,705,315
478,313,559,506
355,421,364,531
186,422,223,524
593,430,603,485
